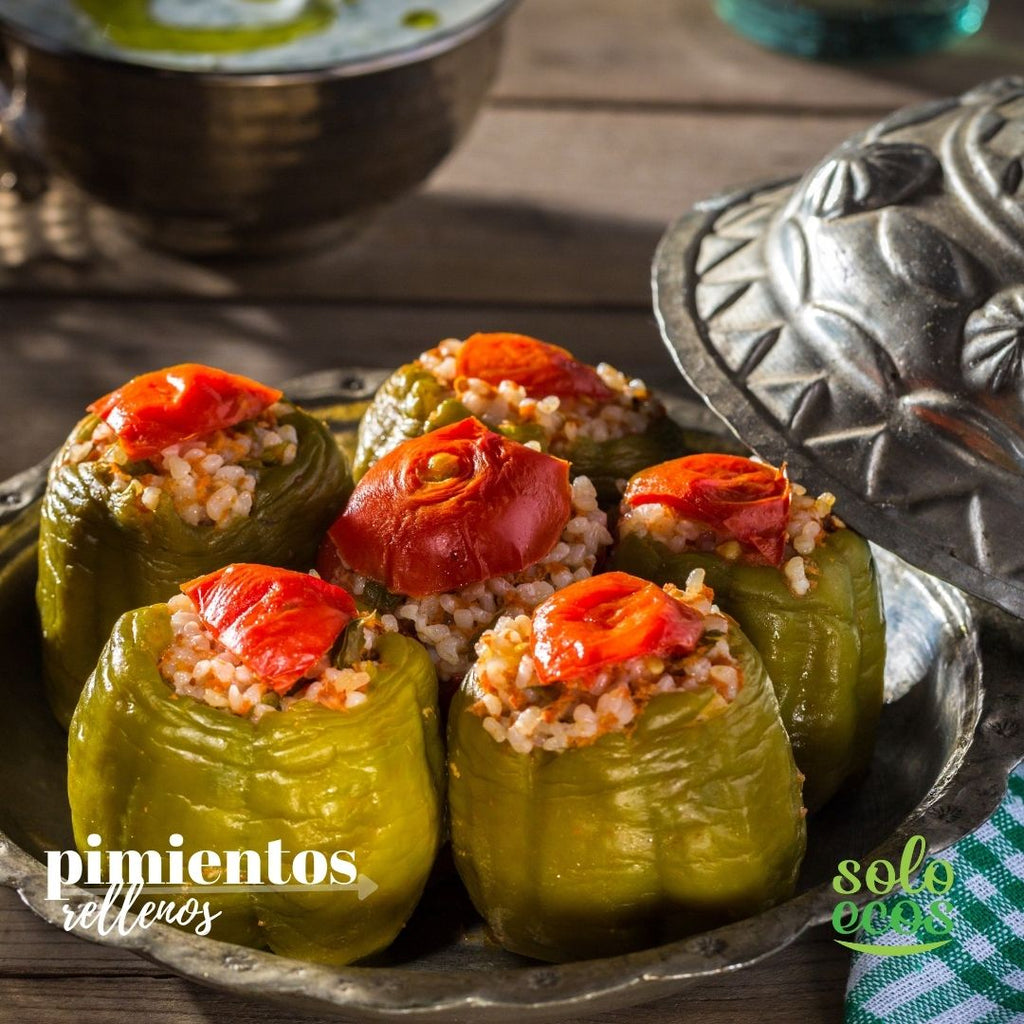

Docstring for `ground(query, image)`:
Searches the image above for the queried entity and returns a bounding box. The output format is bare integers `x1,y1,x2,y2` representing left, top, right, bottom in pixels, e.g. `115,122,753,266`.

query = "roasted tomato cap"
530,571,704,687
454,332,614,401
88,363,283,461
624,454,791,566
181,563,357,693
321,418,572,598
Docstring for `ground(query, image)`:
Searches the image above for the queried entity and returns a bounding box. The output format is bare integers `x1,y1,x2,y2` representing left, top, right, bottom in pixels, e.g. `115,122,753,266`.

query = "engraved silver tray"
0,370,1021,1021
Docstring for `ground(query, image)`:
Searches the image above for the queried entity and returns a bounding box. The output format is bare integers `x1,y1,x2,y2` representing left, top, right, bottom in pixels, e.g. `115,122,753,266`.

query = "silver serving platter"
0,369,1021,1021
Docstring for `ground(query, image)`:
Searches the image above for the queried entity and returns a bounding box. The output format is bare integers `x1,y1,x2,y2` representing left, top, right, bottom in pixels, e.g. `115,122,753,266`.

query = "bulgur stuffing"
159,593,392,720
63,402,300,529
336,476,613,682
471,569,740,753
418,338,658,452
618,480,844,597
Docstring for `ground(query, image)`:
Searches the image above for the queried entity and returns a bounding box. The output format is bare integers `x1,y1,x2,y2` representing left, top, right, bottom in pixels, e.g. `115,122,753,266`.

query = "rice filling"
471,569,741,753
336,475,613,682
159,593,387,720
63,401,299,529
417,338,659,452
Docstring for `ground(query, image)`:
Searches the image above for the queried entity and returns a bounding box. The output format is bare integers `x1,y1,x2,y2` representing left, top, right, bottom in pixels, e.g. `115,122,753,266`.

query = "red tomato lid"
89,363,282,461
455,332,614,400
625,454,791,567
181,564,357,693
530,571,705,687
322,418,572,597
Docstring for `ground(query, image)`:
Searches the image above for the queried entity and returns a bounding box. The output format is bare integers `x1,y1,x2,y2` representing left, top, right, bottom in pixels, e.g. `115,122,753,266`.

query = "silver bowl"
0,2,519,255
0,369,1021,1021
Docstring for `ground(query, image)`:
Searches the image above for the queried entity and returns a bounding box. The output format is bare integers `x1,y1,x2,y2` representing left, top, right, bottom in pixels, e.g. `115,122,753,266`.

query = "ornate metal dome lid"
654,76,1024,618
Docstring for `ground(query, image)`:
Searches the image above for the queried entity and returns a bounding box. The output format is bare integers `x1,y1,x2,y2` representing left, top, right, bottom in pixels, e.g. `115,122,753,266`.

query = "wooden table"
2,3,1021,1020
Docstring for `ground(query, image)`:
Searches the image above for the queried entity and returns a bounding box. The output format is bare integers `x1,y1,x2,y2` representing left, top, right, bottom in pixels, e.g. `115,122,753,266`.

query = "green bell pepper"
613,528,885,810
353,365,460,480
68,611,444,965
352,363,692,503
447,628,806,962
38,405,350,728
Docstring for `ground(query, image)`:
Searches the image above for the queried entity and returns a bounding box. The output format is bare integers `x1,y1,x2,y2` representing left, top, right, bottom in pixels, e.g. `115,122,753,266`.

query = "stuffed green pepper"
612,454,886,810
353,331,689,502
318,417,613,693
448,570,806,961
38,363,350,727
68,563,444,965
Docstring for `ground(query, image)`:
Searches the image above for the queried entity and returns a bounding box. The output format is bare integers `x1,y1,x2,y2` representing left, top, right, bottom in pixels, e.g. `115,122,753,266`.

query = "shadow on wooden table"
0,187,667,311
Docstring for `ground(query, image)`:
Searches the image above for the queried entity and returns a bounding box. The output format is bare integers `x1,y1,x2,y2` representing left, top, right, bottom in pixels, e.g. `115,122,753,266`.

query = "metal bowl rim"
0,0,521,82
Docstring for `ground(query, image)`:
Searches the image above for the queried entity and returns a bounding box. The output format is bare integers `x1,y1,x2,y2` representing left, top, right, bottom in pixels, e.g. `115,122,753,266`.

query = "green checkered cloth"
845,763,1024,1023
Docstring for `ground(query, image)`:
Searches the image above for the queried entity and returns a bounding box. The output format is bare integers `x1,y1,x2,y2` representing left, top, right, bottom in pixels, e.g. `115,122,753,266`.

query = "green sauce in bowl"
0,0,486,71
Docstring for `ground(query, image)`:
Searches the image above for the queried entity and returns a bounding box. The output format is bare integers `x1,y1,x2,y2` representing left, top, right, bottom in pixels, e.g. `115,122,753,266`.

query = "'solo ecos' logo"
46,834,375,939
831,835,955,956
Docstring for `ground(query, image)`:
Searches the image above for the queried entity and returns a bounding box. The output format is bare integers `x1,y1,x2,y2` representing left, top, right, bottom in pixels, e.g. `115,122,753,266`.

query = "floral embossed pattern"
666,78,1024,602
802,141,940,221
962,286,1024,393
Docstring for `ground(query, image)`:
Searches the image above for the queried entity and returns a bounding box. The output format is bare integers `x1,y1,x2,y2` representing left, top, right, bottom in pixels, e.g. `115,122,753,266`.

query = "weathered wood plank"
0,299,691,481
0,887,848,1022
495,0,1024,112
0,889,163,979
0,108,865,305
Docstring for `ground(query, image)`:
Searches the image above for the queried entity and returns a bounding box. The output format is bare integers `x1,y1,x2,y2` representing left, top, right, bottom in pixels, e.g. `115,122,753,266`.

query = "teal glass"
715,0,988,59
